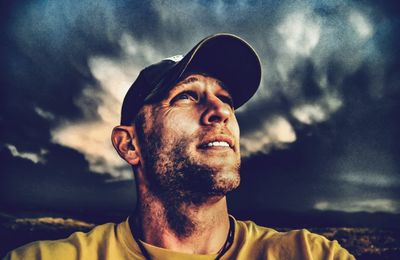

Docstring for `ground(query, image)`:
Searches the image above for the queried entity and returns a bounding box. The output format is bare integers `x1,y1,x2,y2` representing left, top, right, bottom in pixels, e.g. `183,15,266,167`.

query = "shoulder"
270,228,355,259
234,220,355,259
235,219,278,239
5,222,118,260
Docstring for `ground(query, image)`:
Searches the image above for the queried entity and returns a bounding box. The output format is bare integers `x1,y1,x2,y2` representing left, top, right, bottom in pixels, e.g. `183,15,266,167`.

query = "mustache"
195,126,235,141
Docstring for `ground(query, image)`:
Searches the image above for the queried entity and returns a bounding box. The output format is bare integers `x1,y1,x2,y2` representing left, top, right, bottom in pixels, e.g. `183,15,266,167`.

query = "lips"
197,135,234,149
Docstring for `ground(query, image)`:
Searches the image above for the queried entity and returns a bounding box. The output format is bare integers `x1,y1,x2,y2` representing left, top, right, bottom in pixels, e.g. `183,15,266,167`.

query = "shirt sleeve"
4,237,80,260
302,229,356,260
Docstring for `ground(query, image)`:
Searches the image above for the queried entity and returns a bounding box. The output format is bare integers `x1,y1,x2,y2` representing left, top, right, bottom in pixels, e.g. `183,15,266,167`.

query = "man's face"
137,74,241,203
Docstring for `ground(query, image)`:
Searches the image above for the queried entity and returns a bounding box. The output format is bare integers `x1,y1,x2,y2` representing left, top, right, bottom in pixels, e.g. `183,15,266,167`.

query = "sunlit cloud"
314,199,400,214
51,33,163,179
5,144,47,164
241,116,296,156
277,11,320,57
291,95,342,124
349,11,373,39
292,104,326,124
273,11,321,86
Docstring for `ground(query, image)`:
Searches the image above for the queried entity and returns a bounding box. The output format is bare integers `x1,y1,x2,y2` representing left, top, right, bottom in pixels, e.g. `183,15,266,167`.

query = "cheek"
161,112,199,139
163,118,199,155
230,118,240,139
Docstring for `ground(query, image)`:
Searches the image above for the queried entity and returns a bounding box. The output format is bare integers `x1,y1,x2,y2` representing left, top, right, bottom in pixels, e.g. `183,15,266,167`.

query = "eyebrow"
178,76,199,86
177,75,230,92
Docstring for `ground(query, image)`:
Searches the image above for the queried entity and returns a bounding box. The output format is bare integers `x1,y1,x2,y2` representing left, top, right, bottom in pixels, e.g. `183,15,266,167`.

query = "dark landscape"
1,210,399,259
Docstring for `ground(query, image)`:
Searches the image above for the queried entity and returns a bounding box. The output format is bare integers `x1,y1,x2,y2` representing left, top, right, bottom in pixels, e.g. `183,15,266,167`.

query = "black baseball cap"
120,33,262,125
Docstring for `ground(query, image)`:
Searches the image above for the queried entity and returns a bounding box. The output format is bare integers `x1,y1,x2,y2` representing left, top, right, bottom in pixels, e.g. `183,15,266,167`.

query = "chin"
204,156,241,190
198,152,240,167
212,169,241,194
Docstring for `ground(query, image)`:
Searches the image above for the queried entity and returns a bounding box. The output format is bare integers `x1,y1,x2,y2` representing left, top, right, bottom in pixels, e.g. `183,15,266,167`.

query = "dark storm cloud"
1,0,399,213
0,144,136,213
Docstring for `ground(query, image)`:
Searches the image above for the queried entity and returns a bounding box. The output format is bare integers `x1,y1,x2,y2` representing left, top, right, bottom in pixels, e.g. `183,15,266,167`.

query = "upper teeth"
207,141,230,147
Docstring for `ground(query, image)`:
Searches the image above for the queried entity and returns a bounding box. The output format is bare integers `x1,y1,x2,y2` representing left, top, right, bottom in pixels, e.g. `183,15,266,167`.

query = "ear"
111,125,140,166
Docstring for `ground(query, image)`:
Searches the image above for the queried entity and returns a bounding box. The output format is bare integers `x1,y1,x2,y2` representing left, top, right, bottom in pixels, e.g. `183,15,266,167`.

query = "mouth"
197,135,234,150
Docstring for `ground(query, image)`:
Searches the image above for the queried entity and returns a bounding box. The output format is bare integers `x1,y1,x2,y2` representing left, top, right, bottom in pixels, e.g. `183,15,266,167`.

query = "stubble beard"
138,126,240,237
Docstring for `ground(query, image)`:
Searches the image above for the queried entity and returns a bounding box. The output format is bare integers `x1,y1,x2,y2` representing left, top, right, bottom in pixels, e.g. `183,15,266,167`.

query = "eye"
218,95,234,108
171,90,198,104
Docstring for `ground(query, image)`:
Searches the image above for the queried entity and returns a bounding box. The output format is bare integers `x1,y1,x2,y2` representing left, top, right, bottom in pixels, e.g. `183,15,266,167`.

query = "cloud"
34,107,55,121
237,3,390,157
291,95,342,124
0,144,136,211
339,172,400,188
5,144,47,164
314,199,400,214
51,33,165,179
241,116,296,156
277,11,321,57
348,10,374,39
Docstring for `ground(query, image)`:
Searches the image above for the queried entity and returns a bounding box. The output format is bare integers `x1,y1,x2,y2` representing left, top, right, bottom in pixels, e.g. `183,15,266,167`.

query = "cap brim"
146,33,262,109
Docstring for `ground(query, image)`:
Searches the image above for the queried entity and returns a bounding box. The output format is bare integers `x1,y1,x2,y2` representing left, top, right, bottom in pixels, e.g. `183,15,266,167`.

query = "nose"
201,94,231,125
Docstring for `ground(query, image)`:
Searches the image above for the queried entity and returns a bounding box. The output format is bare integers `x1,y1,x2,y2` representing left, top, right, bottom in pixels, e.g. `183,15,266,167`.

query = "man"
6,33,354,259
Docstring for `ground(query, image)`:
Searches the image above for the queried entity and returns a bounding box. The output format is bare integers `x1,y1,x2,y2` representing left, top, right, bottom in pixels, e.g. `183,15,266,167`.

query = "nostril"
208,115,221,123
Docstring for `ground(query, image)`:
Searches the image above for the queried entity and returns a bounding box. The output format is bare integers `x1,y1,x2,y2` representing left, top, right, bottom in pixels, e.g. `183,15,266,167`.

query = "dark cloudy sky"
1,0,399,216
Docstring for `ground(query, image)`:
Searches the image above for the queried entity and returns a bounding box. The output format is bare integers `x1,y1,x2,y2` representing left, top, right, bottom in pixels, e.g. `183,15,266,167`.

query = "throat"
133,186,230,254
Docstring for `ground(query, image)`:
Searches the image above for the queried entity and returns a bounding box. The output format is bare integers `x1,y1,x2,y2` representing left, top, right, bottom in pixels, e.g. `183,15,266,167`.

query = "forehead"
168,73,232,96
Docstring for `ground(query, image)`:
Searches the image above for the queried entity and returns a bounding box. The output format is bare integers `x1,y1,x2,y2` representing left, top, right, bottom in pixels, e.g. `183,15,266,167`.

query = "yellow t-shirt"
5,217,355,260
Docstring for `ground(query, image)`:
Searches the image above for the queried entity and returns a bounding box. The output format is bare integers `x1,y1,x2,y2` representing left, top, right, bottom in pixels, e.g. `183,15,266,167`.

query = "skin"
112,74,241,254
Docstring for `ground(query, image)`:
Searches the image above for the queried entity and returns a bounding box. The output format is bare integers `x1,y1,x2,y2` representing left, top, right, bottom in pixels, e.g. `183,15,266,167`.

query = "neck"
131,183,230,255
